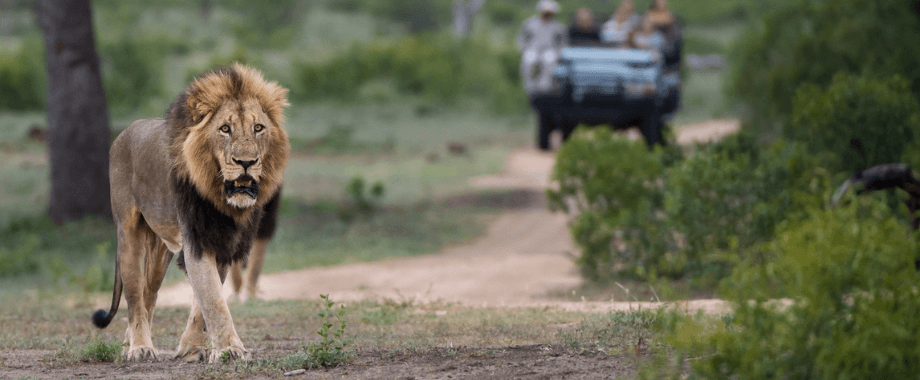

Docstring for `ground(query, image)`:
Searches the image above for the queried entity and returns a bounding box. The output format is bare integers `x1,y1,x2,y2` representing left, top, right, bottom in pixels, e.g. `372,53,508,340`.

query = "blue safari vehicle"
529,26,682,149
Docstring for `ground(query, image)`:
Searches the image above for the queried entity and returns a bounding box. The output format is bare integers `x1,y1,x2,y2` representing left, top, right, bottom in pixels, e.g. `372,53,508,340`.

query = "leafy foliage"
0,36,46,111
550,129,829,283
547,128,667,281
675,198,920,379
789,73,920,174
665,135,828,279
729,0,920,136
79,337,121,362
281,294,354,370
293,35,527,113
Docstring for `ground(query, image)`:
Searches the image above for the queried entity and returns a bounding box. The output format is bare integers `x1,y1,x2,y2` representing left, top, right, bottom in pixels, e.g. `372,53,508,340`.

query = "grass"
0,291,672,375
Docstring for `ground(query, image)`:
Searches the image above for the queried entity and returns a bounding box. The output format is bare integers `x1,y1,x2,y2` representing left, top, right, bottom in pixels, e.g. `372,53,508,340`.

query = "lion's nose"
232,158,258,170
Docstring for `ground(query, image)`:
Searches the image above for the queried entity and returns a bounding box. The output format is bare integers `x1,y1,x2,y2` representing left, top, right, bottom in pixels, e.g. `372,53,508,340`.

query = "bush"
790,73,920,174
730,0,920,136
80,337,121,362
327,0,452,32
664,136,828,279
99,35,166,111
281,294,353,370
549,129,829,283
293,35,527,113
676,197,920,379
0,36,46,111
547,128,668,280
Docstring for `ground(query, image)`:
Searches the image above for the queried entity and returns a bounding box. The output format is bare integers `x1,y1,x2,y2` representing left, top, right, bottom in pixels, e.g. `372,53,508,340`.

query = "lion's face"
171,64,289,216
203,99,276,209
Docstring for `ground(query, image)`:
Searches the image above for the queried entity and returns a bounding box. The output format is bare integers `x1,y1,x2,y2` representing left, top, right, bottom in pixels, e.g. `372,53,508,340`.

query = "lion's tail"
92,257,122,329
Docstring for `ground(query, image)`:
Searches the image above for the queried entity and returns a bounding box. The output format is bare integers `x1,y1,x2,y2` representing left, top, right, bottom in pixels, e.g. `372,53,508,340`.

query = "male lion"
92,64,289,362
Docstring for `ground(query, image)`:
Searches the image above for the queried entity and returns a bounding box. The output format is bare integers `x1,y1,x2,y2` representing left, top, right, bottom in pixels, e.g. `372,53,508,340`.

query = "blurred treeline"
0,0,782,116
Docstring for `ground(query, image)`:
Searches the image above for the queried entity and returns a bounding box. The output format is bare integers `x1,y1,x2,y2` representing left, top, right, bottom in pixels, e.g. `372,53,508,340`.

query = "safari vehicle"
529,26,682,149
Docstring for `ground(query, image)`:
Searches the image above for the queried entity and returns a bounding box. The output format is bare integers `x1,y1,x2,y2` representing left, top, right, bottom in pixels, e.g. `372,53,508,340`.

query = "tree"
35,0,112,224
453,0,485,36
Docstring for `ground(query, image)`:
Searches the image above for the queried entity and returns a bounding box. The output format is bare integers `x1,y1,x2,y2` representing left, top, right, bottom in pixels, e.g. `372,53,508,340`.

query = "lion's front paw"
174,344,208,362
208,345,250,363
125,345,160,362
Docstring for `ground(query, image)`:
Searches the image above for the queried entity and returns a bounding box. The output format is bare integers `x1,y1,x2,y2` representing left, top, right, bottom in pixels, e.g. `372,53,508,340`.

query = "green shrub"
730,0,920,137
0,36,46,111
100,35,166,111
326,0,452,32
547,128,668,280
80,337,121,362
292,35,527,113
664,136,828,279
550,128,829,283
790,73,920,174
677,197,920,379
0,235,40,277
281,294,353,370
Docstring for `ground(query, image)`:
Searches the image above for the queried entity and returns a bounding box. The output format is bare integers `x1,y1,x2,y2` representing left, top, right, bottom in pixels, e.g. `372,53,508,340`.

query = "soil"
0,345,639,379
7,120,739,379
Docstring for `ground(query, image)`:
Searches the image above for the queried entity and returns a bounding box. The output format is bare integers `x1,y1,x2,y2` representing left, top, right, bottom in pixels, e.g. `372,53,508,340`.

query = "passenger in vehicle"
629,15,665,60
600,0,640,47
517,0,567,93
568,8,601,46
647,0,676,30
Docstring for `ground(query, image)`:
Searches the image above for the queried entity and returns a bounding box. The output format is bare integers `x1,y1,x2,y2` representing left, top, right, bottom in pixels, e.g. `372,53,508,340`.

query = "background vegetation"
546,0,920,376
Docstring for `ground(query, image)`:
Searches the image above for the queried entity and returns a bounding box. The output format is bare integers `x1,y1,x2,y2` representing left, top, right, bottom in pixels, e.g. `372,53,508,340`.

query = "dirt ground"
0,345,639,380
5,121,738,380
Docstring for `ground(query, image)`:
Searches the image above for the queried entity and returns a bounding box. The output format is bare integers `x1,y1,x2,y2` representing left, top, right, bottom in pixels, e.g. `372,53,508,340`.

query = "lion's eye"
219,124,231,134
254,124,265,133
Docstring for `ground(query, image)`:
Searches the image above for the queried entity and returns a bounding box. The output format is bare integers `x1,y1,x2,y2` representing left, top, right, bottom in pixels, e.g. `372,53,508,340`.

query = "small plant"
560,309,658,354
338,176,386,222
282,294,353,370
80,337,121,362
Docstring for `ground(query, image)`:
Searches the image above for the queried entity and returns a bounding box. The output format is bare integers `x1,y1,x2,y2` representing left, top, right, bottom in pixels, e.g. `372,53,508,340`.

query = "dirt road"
156,120,740,314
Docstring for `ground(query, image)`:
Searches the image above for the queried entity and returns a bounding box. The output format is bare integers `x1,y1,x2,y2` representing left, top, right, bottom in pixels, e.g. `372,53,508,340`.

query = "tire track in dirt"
155,120,740,314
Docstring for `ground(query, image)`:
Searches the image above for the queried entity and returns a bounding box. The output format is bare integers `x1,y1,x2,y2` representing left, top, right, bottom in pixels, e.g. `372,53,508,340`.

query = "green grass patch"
79,337,121,363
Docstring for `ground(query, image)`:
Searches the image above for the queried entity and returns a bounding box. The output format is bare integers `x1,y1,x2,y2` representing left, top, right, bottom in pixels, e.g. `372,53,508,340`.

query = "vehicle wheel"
537,112,554,151
561,120,577,143
641,117,663,147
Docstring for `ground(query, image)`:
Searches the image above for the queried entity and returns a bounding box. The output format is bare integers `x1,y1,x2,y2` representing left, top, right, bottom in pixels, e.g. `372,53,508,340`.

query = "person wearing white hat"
516,0,566,93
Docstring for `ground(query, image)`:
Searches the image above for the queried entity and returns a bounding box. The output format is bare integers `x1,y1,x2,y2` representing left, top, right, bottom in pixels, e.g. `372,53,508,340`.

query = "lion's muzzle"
224,175,259,199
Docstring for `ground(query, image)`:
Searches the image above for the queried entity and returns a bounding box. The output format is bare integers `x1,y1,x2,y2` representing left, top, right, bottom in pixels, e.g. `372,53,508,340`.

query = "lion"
91,64,290,363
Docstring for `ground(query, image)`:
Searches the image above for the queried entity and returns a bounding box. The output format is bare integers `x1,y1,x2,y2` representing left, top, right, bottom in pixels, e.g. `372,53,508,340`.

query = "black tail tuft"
92,309,111,329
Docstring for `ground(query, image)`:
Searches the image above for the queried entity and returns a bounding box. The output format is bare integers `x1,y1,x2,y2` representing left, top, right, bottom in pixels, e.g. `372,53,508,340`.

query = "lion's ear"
186,91,215,124
263,83,290,124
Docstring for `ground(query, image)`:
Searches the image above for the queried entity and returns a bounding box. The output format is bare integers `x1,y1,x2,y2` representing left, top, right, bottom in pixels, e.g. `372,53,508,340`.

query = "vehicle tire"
561,120,577,143
537,112,554,151
641,116,663,146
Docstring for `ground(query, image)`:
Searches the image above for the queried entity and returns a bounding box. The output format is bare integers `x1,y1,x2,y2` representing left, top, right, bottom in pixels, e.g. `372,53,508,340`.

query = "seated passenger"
629,15,665,60
517,0,566,93
601,0,641,46
568,8,601,46
647,0,675,31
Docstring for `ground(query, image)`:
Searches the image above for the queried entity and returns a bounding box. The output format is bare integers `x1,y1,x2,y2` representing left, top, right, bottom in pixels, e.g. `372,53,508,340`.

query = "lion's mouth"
224,175,259,199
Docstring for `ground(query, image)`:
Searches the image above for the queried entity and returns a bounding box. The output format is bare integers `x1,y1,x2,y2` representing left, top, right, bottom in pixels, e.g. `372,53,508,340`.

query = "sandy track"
156,120,739,314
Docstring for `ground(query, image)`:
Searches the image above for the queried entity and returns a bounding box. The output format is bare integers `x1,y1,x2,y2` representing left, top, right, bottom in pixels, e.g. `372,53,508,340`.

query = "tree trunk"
35,0,112,224
453,0,485,36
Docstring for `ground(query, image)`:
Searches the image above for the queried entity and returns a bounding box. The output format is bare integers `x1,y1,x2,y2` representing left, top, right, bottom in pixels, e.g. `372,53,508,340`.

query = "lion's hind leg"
175,301,208,362
229,190,280,303
119,218,165,361
229,238,269,303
